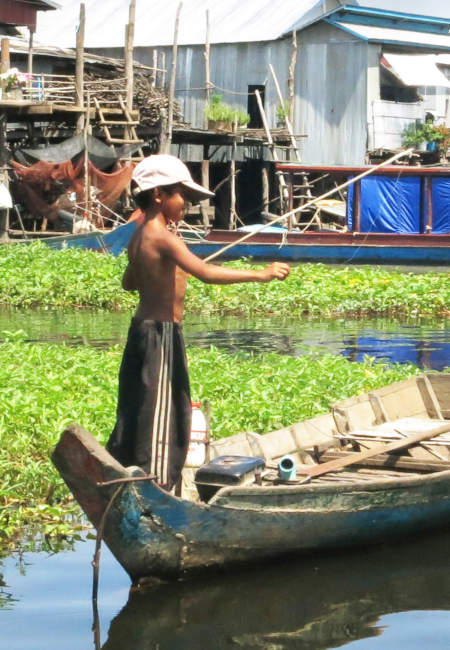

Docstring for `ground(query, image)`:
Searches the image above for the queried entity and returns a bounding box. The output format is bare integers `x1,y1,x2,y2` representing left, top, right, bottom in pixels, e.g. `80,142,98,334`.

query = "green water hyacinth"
0,242,448,316
0,335,427,548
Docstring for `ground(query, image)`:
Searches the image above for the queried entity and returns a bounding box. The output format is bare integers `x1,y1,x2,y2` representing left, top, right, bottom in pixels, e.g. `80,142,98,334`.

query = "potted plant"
401,119,447,152
0,68,29,100
205,94,249,131
276,100,289,127
401,122,426,150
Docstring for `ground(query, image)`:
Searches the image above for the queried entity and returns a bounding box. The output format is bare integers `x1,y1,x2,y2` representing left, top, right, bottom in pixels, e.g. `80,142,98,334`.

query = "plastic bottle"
185,402,208,467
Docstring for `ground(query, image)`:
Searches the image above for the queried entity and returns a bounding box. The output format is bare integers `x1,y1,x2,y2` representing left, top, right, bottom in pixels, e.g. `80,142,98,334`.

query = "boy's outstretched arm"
163,232,290,284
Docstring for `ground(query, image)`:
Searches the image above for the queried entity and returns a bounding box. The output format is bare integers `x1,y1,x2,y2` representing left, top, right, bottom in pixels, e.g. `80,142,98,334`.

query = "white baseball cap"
132,154,214,202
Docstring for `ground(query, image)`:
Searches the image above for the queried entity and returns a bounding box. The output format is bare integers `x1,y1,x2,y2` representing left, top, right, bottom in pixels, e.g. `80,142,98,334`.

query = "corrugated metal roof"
34,0,321,48
34,1,450,50
334,22,450,50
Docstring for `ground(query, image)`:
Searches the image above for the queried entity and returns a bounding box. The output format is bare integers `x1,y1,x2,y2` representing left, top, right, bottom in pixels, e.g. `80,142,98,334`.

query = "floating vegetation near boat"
0,335,424,548
0,242,448,316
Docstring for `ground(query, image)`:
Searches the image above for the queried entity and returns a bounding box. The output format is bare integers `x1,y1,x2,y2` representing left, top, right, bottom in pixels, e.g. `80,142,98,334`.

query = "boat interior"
182,374,450,503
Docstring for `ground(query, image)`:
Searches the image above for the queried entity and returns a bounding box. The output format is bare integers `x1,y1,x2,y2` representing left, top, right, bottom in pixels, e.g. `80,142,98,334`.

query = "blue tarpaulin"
431,178,450,234
347,176,421,233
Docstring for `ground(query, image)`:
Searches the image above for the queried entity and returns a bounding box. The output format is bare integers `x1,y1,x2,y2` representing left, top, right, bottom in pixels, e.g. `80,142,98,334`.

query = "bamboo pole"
269,63,300,162
161,51,166,87
204,9,211,127
1,38,10,75
199,10,211,225
165,2,182,153
151,49,157,87
229,118,237,229
75,3,85,133
203,148,413,262
288,30,297,128
125,0,135,112
84,92,91,219
27,28,34,77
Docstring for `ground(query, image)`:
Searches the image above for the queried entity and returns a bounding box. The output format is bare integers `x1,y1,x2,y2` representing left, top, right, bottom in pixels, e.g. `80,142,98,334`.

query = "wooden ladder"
93,95,144,159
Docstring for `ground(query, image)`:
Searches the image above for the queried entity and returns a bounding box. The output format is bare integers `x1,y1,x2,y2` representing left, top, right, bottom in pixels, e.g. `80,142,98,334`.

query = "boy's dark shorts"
106,318,191,491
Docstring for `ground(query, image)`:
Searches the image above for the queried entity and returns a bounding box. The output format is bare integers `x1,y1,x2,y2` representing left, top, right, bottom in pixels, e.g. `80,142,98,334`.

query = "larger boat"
52,373,450,582
28,163,450,264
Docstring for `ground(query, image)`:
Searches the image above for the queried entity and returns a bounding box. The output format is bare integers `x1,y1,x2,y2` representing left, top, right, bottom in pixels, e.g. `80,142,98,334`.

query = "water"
0,308,449,369
1,529,449,649
1,307,449,647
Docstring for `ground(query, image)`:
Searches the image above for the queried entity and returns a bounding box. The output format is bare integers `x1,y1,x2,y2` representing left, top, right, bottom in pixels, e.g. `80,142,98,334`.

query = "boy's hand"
260,262,290,282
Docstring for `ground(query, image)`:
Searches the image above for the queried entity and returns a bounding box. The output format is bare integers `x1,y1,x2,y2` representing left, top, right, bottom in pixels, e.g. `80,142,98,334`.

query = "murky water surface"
0,308,449,369
1,307,449,647
1,529,449,649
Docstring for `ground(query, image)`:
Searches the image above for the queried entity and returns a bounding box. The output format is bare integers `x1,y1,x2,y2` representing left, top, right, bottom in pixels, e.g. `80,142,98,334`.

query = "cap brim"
181,180,215,203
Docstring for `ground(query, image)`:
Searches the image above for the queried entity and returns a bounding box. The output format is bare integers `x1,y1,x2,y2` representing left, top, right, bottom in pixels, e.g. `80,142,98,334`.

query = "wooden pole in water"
203,147,414,262
75,3,85,133
165,2,182,153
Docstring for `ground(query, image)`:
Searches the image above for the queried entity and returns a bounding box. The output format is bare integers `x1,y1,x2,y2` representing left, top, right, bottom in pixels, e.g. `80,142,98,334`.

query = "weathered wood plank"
320,451,450,473
297,423,450,478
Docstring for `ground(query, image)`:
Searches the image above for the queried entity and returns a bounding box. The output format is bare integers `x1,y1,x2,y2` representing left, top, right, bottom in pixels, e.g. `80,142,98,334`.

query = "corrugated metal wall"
95,22,369,165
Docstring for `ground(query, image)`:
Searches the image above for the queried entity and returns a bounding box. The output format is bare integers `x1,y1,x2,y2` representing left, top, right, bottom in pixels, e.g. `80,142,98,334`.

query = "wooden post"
262,165,269,215
27,28,34,77
1,38,10,75
165,2,182,153
84,92,91,217
200,144,210,227
161,51,166,88
229,119,237,229
353,180,361,233
159,107,168,153
269,63,300,162
124,0,136,149
151,49,157,87
0,113,9,240
204,9,211,128
125,0,135,112
75,3,85,133
288,30,297,127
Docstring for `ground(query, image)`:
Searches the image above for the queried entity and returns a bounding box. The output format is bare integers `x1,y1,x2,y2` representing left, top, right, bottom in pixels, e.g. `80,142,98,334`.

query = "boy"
106,154,290,490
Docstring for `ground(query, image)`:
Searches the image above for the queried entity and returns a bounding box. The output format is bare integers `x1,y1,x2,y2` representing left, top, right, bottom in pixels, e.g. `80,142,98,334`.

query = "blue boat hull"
52,423,450,581
19,219,448,265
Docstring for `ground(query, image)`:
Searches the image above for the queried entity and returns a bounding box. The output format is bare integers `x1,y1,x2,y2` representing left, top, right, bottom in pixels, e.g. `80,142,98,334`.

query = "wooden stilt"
75,3,85,133
262,165,269,215
204,9,211,128
229,119,238,229
200,145,210,227
1,38,10,75
165,2,182,153
254,89,290,219
288,30,297,128
27,28,34,77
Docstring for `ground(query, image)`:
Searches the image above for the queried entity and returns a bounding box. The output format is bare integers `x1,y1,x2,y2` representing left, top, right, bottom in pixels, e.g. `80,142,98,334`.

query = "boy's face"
158,184,192,223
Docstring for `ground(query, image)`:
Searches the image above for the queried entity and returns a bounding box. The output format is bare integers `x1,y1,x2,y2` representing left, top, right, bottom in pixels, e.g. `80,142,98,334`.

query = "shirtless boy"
106,154,290,490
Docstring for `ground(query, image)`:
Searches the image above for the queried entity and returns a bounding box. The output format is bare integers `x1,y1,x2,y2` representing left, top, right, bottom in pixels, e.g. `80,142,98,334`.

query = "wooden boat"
189,229,450,264
52,373,450,582
27,217,450,264
10,162,450,263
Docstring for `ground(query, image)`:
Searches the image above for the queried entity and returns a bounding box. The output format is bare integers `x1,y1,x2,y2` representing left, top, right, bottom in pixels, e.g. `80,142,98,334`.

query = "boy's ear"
153,187,163,204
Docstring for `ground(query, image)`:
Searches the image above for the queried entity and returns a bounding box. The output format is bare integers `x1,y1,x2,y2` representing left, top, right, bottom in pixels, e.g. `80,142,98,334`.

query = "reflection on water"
0,308,449,370
1,530,449,650
100,532,450,650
